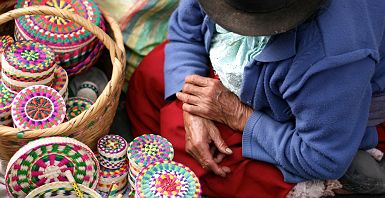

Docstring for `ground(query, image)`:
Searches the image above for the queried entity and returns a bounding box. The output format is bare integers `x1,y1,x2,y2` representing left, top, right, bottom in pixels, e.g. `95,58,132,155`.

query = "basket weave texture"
0,1,126,161
26,181,102,198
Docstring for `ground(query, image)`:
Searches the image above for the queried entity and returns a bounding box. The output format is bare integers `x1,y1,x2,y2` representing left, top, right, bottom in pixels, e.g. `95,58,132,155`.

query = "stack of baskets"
0,0,126,162
127,134,175,193
14,0,106,76
96,134,130,195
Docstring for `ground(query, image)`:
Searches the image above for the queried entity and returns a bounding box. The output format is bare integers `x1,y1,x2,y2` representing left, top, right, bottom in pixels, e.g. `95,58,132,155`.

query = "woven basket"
0,2,126,161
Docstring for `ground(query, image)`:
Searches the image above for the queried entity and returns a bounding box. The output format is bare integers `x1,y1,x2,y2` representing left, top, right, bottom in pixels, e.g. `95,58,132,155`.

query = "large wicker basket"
0,1,126,161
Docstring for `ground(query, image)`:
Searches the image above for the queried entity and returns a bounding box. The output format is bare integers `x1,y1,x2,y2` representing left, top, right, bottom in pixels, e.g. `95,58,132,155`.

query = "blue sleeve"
242,57,377,183
164,0,210,100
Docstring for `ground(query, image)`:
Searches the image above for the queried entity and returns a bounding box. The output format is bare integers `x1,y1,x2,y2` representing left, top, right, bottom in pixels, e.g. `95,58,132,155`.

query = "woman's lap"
126,41,385,197
126,41,294,197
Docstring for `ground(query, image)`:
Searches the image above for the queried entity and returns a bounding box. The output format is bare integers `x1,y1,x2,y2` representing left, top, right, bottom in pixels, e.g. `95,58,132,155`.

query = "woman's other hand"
183,111,232,177
177,74,253,131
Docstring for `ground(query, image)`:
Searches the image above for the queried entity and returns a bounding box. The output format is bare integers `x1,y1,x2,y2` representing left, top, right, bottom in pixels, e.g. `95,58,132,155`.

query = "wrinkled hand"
183,111,232,177
177,75,253,131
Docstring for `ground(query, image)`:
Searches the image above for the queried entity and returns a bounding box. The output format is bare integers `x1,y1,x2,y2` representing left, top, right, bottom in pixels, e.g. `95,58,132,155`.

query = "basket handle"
0,5,126,138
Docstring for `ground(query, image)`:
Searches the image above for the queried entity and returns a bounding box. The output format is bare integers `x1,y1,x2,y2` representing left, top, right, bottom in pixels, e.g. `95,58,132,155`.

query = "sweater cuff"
242,111,263,159
165,79,184,101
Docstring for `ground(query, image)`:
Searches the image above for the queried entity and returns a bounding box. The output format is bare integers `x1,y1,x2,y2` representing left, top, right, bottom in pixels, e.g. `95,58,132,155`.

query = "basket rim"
0,5,126,139
25,181,102,198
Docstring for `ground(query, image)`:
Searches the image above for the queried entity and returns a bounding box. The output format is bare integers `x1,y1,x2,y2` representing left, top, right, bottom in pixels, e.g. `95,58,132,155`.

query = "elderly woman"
126,0,385,197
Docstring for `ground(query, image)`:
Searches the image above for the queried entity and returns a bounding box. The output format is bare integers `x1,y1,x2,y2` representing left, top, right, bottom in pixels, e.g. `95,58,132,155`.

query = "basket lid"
2,41,55,74
135,161,201,198
6,137,100,197
127,134,174,168
11,85,66,130
15,0,104,49
97,135,128,158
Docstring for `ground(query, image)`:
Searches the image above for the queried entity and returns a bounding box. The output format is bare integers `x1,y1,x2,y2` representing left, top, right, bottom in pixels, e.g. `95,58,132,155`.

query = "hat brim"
198,0,324,36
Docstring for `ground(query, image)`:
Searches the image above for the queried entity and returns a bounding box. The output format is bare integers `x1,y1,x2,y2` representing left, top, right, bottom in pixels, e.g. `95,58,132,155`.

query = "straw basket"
0,2,126,161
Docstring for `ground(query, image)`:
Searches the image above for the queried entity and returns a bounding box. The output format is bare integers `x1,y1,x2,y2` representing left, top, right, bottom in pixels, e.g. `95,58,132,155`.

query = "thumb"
209,126,232,155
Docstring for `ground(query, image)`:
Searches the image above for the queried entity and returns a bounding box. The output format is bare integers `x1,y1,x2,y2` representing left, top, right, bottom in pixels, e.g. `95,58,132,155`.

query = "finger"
182,103,207,116
182,103,213,121
214,153,226,164
187,139,214,171
222,166,231,174
203,158,228,177
208,127,233,155
196,143,227,177
176,92,200,105
185,141,201,162
182,83,204,95
185,75,211,87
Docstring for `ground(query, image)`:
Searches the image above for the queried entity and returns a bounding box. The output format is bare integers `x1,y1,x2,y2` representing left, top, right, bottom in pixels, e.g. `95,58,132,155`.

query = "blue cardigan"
164,0,385,183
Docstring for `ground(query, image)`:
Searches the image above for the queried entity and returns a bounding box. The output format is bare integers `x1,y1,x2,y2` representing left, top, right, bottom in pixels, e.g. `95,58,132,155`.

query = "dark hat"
198,0,324,36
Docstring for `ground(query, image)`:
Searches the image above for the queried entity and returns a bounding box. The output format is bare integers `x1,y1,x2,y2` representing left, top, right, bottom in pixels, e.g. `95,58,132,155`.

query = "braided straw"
0,2,126,161
64,170,85,198
26,182,101,198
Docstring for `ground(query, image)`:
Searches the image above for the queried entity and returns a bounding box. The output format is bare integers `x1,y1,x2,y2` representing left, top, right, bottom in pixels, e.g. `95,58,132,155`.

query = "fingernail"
226,148,232,154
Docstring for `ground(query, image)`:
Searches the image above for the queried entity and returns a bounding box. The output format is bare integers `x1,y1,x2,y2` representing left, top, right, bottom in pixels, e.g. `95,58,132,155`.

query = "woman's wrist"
234,104,253,132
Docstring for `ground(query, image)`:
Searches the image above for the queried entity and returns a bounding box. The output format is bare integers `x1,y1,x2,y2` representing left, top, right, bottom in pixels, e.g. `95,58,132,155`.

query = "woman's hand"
183,111,232,177
177,75,253,131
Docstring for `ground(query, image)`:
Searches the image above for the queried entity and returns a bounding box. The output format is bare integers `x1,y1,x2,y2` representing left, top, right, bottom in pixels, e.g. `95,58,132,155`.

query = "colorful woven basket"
69,67,108,100
127,134,174,193
128,134,174,169
26,182,102,198
128,169,136,192
77,81,99,102
97,159,129,193
51,64,68,101
0,35,13,71
6,137,100,197
0,82,15,126
135,161,201,198
63,39,104,76
98,186,129,198
65,97,93,120
0,2,125,162
97,135,128,169
0,35,13,51
1,41,56,92
14,0,106,76
11,85,66,130
128,160,142,179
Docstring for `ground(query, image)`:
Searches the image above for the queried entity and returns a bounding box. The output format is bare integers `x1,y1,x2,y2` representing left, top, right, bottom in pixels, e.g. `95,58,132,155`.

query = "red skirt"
126,41,385,198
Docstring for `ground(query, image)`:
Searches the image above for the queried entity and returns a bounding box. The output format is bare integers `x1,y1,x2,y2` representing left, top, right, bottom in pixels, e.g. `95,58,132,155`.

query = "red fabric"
126,41,385,197
126,41,294,197
376,124,385,153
